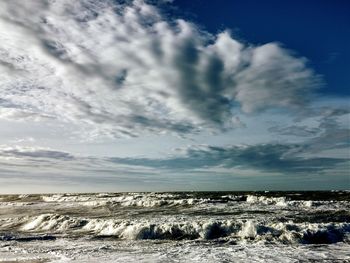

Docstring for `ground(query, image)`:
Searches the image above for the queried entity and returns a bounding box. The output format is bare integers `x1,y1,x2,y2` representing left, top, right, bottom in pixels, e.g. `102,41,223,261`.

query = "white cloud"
0,0,320,139
9,137,36,144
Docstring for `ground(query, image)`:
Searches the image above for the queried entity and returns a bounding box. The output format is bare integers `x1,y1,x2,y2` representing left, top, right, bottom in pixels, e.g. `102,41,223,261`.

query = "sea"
0,191,349,262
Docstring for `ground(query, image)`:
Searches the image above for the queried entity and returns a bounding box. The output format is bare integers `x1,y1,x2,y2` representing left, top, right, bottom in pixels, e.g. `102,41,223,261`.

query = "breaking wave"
3,213,347,244
246,195,314,207
1,191,349,254
40,193,209,207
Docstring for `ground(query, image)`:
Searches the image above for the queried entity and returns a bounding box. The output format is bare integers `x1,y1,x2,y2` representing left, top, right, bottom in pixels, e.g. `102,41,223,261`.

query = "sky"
0,0,349,193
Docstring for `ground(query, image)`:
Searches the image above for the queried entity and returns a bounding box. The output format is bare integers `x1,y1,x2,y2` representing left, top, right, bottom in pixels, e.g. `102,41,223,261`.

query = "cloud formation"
109,143,347,175
0,138,346,180
0,146,74,160
268,125,320,137
0,0,320,138
0,138,347,192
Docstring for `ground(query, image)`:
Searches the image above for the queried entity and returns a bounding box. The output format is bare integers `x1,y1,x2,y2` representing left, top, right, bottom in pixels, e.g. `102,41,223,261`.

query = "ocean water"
0,191,349,262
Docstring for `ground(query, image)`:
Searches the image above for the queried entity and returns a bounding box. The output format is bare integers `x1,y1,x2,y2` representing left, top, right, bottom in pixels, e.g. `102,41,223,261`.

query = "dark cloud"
173,38,231,126
3,140,344,177
0,98,17,108
306,107,350,152
306,128,350,153
109,143,346,174
269,105,349,148
0,147,74,160
268,125,320,137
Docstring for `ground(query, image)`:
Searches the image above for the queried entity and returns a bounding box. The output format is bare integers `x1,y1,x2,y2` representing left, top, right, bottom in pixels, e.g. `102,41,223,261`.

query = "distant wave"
33,192,349,209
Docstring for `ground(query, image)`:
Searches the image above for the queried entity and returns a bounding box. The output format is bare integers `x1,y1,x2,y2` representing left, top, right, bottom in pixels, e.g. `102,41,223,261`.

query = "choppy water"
0,191,349,262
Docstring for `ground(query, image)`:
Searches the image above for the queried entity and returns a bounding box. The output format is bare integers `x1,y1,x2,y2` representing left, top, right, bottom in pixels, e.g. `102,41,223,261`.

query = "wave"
0,194,347,218
36,193,349,209
40,193,211,208
246,195,314,207
5,213,349,244
38,193,335,209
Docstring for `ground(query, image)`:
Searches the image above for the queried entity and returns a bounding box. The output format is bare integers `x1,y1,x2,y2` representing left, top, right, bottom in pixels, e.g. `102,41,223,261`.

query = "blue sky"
0,0,348,193
172,0,350,96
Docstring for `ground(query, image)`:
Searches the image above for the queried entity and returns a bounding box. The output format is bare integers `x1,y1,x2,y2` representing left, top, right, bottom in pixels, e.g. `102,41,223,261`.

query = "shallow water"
0,191,349,262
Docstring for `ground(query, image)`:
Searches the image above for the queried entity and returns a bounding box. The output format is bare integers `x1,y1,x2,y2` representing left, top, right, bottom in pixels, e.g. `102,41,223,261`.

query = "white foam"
239,220,257,239
40,193,206,208
15,213,350,244
246,195,316,208
246,195,287,206
21,214,85,232
2,237,350,263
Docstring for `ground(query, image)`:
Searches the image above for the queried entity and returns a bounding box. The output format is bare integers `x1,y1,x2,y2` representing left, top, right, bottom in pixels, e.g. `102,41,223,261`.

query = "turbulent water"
0,191,349,262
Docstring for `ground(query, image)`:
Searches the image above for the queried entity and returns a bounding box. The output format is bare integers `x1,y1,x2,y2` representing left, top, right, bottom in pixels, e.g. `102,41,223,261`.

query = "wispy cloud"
0,0,321,139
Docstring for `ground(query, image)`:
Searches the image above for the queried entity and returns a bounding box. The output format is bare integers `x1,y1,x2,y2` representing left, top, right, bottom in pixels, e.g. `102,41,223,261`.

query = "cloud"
306,119,350,154
0,142,347,192
268,125,320,137
2,141,345,175
268,103,350,143
0,144,170,192
0,0,320,138
0,146,74,160
109,142,347,175
9,137,36,144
